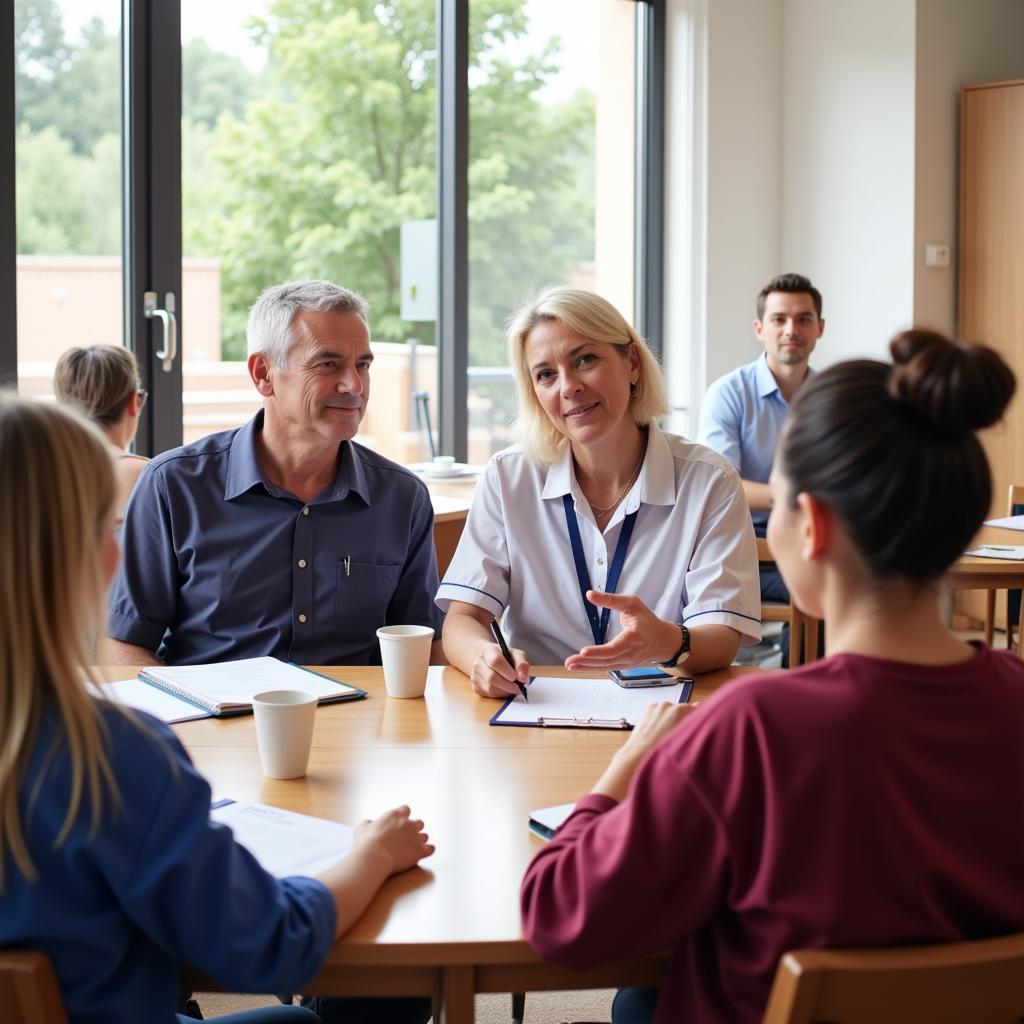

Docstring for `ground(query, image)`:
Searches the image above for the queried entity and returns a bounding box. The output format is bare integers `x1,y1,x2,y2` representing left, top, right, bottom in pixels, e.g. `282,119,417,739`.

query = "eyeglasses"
137,389,148,410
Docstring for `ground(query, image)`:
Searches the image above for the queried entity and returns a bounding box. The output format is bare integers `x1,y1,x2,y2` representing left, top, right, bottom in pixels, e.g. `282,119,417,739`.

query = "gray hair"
246,279,369,367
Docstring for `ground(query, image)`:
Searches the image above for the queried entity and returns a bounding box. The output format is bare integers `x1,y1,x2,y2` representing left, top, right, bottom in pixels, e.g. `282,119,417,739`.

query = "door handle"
143,291,177,372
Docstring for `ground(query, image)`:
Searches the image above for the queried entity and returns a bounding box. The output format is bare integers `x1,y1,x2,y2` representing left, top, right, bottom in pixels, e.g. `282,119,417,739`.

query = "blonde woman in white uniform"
438,288,761,698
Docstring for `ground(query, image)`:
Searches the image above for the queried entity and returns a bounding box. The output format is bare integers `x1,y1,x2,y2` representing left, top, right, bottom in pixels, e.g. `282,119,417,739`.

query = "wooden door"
958,80,1024,627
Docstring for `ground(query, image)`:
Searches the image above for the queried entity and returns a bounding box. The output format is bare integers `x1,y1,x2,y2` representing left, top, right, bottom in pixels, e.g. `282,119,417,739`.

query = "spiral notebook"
107,657,366,722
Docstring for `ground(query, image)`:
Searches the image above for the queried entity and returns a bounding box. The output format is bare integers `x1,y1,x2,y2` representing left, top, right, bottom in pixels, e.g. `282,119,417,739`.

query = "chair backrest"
0,951,69,1024
762,932,1024,1024
1008,484,1024,518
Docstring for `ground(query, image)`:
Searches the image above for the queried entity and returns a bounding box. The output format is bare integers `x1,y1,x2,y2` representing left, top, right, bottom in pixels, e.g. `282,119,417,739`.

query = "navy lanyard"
563,494,638,647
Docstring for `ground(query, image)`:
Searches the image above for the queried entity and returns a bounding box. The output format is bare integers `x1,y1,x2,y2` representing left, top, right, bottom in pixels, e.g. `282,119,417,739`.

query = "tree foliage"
193,0,594,360
15,0,597,364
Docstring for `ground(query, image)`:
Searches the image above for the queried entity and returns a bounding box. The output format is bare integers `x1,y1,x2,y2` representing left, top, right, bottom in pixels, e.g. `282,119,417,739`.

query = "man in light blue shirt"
106,279,445,669
698,273,825,659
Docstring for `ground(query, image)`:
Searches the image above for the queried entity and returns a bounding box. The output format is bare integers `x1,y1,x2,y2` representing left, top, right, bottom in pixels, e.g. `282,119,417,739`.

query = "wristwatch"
658,623,691,668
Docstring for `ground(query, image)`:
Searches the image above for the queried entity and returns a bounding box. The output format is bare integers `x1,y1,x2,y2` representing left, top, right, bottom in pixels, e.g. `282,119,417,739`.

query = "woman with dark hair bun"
521,330,1024,1024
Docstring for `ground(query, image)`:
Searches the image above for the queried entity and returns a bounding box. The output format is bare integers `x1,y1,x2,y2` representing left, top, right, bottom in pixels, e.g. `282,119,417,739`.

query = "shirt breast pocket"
336,559,402,636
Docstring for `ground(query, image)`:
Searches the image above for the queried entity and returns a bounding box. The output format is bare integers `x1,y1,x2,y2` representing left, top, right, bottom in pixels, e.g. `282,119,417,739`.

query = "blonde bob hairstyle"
507,287,669,465
0,394,119,888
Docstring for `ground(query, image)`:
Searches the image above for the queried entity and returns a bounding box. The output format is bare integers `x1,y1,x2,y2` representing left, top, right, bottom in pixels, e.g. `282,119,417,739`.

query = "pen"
489,618,529,701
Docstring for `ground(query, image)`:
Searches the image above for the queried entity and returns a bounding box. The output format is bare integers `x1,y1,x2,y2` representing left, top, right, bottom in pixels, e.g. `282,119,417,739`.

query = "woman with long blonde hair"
0,395,433,1024
438,287,761,696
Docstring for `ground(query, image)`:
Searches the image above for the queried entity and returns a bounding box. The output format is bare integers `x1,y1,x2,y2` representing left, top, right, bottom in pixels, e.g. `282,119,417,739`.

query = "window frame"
0,0,664,460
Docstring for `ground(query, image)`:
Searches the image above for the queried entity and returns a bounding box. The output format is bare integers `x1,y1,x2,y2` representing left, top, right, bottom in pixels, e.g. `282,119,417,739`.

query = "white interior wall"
913,0,1024,336
779,0,917,366
663,0,782,437
664,0,1024,430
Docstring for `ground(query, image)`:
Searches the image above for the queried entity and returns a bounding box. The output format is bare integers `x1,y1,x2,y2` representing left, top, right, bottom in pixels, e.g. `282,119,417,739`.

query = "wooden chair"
762,932,1024,1024
756,538,819,666
0,951,68,1024
984,484,1024,652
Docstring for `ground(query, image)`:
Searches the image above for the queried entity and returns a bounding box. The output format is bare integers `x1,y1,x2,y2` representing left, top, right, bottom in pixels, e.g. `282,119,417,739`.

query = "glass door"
13,1,125,396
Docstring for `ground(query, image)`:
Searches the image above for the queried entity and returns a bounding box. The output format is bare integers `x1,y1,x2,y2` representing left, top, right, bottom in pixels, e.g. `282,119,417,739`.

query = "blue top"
108,412,445,665
697,354,810,529
0,702,336,1024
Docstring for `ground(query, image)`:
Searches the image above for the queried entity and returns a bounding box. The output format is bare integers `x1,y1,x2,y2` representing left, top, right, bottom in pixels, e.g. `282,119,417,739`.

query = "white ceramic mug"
251,689,318,779
376,625,434,698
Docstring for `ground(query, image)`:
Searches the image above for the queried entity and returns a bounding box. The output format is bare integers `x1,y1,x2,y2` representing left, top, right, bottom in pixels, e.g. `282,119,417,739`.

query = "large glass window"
14,0,123,399
2,1,659,462
466,0,637,462
180,0,438,460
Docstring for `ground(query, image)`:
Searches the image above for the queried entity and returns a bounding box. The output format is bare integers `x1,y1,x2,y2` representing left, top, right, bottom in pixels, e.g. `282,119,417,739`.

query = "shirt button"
298,559,307,568
597,557,605,566
302,506,310,516
298,613,307,623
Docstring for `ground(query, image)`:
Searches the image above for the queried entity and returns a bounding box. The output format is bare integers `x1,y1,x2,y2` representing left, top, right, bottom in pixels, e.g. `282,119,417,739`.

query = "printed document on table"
211,800,354,878
965,545,1024,560
984,514,1024,531
492,674,688,728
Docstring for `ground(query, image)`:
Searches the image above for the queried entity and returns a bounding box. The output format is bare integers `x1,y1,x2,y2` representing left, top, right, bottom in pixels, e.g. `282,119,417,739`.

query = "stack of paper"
964,545,1024,561
211,800,354,877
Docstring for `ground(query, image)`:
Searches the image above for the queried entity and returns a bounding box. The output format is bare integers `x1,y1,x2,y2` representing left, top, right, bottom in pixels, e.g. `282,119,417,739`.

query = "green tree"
190,0,594,361
15,123,121,256
16,5,120,157
14,0,74,120
183,38,261,128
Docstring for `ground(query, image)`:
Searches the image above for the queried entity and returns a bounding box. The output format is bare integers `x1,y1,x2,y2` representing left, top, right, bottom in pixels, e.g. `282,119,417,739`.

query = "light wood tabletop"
164,663,763,1022
949,526,1024,590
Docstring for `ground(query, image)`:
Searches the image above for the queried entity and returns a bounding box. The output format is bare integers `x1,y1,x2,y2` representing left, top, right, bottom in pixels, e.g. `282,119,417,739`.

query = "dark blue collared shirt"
108,412,444,665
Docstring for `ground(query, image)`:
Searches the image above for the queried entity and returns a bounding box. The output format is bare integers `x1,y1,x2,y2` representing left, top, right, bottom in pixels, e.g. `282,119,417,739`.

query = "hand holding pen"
486,618,530,702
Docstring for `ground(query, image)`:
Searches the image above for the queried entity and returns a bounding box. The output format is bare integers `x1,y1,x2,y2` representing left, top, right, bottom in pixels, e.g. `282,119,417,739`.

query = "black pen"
489,618,529,701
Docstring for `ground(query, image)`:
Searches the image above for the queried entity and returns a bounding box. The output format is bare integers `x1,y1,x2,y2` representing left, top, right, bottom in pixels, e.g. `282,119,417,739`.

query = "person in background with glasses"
54,344,149,514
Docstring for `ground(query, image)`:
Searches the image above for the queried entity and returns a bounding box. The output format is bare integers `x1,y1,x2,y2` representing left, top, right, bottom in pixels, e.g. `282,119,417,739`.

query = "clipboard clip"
536,715,631,729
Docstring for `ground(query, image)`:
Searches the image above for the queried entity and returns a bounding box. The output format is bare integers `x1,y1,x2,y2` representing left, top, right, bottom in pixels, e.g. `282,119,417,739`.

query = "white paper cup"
251,689,318,779
377,625,434,698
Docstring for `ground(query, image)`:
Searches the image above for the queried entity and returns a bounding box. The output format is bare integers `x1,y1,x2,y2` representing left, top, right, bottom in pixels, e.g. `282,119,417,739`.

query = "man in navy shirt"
697,273,825,662
106,279,445,667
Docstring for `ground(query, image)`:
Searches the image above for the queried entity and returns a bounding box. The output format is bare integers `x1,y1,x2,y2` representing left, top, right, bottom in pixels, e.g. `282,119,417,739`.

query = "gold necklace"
586,456,644,515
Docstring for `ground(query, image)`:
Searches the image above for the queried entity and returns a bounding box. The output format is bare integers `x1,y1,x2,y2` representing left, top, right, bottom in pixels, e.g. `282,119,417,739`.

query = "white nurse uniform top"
435,422,761,665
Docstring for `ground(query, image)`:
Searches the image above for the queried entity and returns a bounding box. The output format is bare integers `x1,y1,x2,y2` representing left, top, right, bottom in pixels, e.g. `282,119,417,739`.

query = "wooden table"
946,527,1024,654
172,664,759,1022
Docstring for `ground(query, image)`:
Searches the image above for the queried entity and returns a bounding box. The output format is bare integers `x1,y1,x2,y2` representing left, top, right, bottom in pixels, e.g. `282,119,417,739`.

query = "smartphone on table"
609,666,694,698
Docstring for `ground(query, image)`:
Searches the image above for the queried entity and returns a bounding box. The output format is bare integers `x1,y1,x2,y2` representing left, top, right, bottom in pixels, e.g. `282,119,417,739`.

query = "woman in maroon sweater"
520,329,1024,1024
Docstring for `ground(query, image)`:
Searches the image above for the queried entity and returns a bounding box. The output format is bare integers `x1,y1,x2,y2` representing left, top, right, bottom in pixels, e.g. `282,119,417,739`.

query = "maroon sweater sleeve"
520,723,734,970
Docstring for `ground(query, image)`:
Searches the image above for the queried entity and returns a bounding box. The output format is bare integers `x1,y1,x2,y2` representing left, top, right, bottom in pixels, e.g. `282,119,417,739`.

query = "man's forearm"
103,637,161,666
742,479,773,511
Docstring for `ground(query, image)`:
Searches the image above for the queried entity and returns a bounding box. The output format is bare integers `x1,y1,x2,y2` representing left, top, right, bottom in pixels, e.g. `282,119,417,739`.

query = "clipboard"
489,674,692,730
